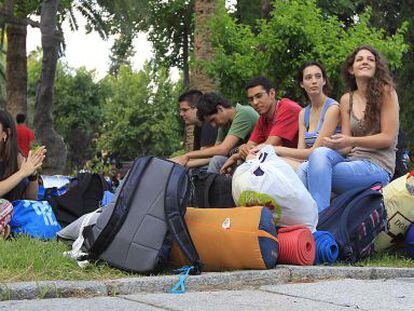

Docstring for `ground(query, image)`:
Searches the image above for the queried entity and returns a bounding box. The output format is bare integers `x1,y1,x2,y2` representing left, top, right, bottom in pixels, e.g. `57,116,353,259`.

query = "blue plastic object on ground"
313,230,339,265
170,266,194,294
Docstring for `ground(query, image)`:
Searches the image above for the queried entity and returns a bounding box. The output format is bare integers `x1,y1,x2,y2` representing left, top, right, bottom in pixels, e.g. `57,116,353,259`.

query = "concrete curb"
1,266,413,301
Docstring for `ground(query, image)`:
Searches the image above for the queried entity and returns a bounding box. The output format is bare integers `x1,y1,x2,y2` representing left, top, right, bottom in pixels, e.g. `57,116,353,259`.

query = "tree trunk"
34,0,67,174
261,0,272,19
5,23,27,118
182,8,190,90
187,0,218,151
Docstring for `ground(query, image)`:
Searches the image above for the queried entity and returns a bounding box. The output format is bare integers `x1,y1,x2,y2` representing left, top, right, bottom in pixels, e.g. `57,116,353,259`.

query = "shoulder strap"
87,156,153,259
315,98,335,132
202,173,217,207
165,164,202,274
304,105,311,130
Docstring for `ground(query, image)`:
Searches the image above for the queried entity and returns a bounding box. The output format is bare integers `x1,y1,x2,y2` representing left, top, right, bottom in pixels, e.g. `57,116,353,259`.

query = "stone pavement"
2,265,414,301
0,278,413,310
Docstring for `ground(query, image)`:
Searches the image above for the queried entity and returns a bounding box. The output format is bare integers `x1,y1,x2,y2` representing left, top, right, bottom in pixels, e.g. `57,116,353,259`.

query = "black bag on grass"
317,186,388,263
191,171,235,208
84,156,201,274
48,173,110,227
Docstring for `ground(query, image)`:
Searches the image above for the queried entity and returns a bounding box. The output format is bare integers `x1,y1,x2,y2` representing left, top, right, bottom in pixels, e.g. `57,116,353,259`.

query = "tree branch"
0,14,40,28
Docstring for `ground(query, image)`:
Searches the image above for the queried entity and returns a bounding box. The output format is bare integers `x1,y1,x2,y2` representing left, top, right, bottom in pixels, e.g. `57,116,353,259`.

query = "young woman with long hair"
297,46,399,212
0,110,46,201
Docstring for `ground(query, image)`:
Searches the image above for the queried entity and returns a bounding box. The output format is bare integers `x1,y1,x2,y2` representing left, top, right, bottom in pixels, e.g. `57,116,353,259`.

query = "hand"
20,146,47,178
246,143,266,159
220,154,240,174
238,144,251,159
170,154,189,166
323,134,354,150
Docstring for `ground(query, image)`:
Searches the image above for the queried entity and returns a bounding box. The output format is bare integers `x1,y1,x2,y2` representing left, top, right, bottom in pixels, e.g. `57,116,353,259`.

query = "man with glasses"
172,92,258,172
172,90,217,168
221,76,301,173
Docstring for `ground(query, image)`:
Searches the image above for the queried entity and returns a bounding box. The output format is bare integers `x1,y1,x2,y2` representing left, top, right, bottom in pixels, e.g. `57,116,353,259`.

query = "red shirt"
249,98,301,148
16,124,35,157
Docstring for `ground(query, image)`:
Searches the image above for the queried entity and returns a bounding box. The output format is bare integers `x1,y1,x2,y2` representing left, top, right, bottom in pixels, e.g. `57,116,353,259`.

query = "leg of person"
296,161,309,188
306,147,347,212
331,160,391,194
207,155,229,173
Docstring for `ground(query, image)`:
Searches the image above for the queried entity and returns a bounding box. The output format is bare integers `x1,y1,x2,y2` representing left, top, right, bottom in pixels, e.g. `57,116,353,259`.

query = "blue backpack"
317,186,388,263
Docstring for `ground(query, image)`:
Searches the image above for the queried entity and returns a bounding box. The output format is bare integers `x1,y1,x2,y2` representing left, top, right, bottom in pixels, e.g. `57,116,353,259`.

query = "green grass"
0,236,413,283
357,252,414,268
0,236,132,282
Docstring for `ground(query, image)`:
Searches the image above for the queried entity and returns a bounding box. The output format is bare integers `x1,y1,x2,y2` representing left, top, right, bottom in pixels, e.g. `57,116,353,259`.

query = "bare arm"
0,148,46,198
276,105,340,160
325,89,399,150
186,134,240,159
186,158,211,168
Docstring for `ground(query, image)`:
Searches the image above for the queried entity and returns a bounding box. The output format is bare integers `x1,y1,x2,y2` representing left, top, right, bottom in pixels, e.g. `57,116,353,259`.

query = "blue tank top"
304,97,341,148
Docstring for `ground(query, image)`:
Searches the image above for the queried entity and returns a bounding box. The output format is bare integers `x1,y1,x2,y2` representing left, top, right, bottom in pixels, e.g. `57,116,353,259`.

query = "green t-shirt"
216,104,259,144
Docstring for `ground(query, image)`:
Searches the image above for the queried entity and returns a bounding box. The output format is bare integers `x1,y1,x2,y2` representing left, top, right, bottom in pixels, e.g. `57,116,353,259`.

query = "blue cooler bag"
10,200,62,239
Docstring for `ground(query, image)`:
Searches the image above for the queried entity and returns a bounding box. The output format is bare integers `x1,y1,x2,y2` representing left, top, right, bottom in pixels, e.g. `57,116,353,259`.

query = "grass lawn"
0,236,413,283
0,236,132,282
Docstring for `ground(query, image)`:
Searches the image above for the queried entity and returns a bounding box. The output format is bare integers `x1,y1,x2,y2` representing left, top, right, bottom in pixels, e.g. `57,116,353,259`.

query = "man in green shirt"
172,92,258,172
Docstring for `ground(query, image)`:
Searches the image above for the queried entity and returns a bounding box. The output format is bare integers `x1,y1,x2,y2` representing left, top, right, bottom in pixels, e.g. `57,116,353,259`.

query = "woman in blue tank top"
254,61,341,169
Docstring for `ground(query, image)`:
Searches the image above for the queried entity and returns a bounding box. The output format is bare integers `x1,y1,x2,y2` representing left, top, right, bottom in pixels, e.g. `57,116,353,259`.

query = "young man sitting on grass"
172,92,258,173
220,76,302,173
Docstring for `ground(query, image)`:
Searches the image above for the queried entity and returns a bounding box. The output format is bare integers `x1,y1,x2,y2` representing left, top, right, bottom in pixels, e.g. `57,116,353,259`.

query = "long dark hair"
341,45,394,127
0,110,19,179
297,61,331,97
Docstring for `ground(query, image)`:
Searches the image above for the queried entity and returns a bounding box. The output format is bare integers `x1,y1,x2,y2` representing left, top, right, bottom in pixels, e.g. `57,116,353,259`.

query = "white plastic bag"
232,145,318,232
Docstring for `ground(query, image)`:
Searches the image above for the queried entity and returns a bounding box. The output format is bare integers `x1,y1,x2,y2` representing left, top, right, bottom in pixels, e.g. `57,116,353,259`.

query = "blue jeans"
207,155,228,173
297,147,390,213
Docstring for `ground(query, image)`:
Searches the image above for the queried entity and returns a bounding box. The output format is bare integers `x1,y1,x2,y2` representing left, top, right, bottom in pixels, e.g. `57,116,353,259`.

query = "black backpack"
317,186,388,263
84,156,201,274
191,170,235,208
48,173,110,227
394,129,410,180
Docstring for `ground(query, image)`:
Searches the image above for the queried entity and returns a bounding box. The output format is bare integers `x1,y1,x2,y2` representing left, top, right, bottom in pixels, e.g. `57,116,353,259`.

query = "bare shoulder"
339,92,350,105
299,107,305,119
382,86,399,108
339,92,351,112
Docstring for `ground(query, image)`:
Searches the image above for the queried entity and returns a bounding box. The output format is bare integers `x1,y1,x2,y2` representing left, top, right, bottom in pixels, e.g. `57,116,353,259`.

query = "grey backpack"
84,156,201,274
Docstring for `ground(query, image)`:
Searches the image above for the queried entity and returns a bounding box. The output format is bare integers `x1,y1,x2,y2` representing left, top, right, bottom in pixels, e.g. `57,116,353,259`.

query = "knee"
309,147,335,162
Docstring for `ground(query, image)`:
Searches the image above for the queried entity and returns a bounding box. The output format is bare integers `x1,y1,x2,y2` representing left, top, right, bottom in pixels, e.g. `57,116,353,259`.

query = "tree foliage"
206,0,408,106
97,63,182,161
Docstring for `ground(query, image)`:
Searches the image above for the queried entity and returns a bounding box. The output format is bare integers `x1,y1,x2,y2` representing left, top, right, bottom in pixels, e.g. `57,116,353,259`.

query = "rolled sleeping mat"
312,230,339,265
277,225,315,265
405,223,414,258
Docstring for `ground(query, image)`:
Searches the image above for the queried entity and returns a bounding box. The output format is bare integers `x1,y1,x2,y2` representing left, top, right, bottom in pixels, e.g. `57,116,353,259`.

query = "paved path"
1,278,413,310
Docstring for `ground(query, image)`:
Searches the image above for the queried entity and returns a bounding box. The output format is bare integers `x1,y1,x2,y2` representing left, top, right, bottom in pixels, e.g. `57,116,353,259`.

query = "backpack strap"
202,173,217,207
87,156,153,259
165,164,202,274
304,105,310,130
